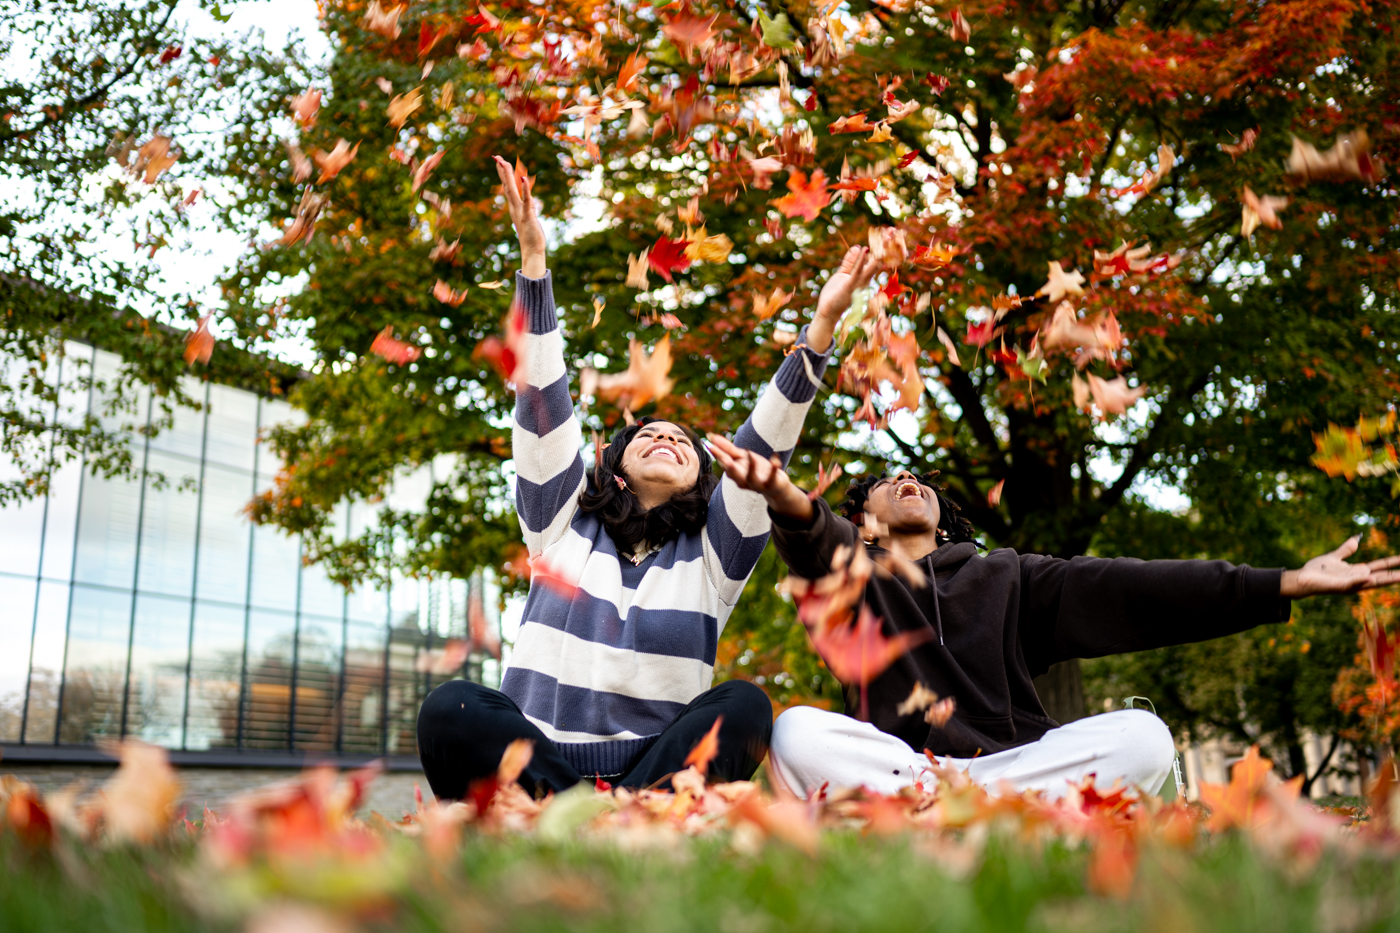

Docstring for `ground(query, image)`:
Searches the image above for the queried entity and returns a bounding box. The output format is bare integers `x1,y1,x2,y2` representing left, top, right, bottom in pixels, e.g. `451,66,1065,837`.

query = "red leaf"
371,326,422,365
987,479,1005,507
807,460,844,501
771,168,830,222
472,304,527,382
923,73,950,95
462,4,500,36
964,318,999,347
158,46,182,65
897,150,921,169
809,604,933,687
647,236,691,282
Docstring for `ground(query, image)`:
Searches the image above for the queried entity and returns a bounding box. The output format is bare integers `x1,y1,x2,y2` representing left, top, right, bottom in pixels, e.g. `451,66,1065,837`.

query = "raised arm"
497,156,585,557
701,247,876,599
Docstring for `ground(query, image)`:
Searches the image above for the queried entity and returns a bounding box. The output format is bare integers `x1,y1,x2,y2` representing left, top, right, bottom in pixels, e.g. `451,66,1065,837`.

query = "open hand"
492,155,546,278
1280,536,1400,598
808,246,878,353
706,433,813,521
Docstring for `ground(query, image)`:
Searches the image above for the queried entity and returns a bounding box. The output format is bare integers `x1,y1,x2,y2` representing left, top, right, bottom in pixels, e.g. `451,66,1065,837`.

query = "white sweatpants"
768,706,1176,800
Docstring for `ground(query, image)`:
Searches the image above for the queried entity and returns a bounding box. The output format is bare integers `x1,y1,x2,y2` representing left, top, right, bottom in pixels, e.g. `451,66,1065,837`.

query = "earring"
862,535,877,545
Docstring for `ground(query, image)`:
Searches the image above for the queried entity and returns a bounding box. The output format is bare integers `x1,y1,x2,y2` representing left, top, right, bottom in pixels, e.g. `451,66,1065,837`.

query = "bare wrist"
521,252,547,279
1280,569,1301,598
766,484,814,522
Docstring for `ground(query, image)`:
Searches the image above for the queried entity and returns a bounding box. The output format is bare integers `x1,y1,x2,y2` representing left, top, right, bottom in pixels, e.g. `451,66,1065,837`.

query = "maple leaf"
809,604,933,688
747,156,784,190
805,460,844,503
684,717,723,776
277,188,327,246
924,73,950,95
284,140,311,182
184,314,214,366
1072,372,1091,411
886,99,919,123
529,556,580,600
1035,261,1086,304
98,740,181,844
360,0,404,39
936,326,961,367
418,20,451,58
1111,144,1175,196
868,123,893,143
290,87,321,128
429,237,460,264
158,45,181,64
1086,374,1147,419
662,9,719,60
758,9,796,49
772,168,830,222
1040,300,1097,351
133,135,178,184
1198,745,1275,833
1241,186,1289,240
387,87,423,128
987,478,1005,507
412,148,445,192
497,739,535,786
472,304,527,383
1093,242,1155,277
752,285,793,321
964,318,999,347
1286,131,1380,183
432,280,467,307
897,682,940,717
589,336,675,411
313,139,360,184
912,241,961,268
618,48,648,92
829,112,877,134
684,226,732,263
625,250,650,289
414,638,469,675
831,176,879,193
468,589,500,659
1220,127,1259,160
462,4,500,36
948,8,971,42
591,296,605,329
371,326,422,364
647,236,691,282
873,552,927,589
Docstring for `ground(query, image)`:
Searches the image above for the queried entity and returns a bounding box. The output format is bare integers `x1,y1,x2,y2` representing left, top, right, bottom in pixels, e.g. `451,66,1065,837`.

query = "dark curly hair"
578,417,719,556
838,468,982,548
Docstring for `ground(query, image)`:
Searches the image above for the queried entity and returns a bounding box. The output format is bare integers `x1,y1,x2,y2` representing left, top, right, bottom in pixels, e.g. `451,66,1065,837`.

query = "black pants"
416,678,773,801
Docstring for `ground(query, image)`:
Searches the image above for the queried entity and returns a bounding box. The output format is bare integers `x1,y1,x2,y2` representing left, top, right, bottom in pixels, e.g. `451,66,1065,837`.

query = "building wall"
0,343,498,764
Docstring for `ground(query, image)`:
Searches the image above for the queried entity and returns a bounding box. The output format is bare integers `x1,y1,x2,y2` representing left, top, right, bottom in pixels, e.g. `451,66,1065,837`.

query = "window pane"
0,576,38,741
59,585,133,744
205,385,257,471
0,483,46,580
385,578,427,755
347,582,388,624
136,452,200,598
148,377,207,459
248,522,300,612
72,465,142,589
23,580,71,744
293,616,342,752
195,465,254,605
241,608,295,749
38,456,83,582
256,399,303,475
299,556,344,620
90,349,149,435
185,601,245,751
124,593,190,748
341,620,386,754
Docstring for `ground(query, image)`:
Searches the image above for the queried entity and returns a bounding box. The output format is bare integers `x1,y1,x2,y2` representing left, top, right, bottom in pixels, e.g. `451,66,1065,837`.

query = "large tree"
215,0,1398,729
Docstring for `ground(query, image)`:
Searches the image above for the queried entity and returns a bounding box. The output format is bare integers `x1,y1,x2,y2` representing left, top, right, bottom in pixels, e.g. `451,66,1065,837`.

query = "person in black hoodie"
706,438,1400,799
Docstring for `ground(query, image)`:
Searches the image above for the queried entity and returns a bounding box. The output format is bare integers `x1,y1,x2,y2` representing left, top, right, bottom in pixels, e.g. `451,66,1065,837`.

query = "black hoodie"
769,497,1291,758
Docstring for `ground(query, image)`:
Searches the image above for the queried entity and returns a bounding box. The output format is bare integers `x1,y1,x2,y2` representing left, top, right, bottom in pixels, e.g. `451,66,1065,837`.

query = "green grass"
4,828,1400,933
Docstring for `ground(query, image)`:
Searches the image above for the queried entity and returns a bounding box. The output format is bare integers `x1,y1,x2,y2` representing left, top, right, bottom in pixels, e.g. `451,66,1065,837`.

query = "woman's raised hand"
706,433,814,521
493,155,547,279
807,245,878,353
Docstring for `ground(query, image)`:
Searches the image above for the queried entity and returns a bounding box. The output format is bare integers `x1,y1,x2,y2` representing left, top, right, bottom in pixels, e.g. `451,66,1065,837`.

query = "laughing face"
618,421,702,508
862,470,942,538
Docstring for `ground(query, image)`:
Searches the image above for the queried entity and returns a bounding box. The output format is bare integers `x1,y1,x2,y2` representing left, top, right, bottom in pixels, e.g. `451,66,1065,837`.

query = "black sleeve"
1016,552,1292,671
767,495,862,579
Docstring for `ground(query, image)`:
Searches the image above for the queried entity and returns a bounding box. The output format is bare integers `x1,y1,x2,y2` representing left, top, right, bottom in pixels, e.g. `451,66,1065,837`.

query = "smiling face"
862,470,941,539
618,421,702,510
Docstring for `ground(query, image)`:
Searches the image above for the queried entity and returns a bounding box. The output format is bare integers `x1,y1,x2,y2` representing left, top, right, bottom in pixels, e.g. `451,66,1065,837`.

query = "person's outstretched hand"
1280,536,1400,597
806,245,878,353
493,155,546,278
706,433,814,522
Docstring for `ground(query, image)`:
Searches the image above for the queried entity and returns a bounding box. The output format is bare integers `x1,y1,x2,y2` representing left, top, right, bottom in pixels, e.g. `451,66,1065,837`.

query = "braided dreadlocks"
838,469,982,548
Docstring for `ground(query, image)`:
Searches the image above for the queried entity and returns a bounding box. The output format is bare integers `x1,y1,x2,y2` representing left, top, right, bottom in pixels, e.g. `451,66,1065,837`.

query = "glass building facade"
0,343,499,764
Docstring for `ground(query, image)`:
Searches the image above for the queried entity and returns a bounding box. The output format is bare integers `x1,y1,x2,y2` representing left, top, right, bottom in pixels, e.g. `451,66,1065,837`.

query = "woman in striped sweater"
416,157,876,799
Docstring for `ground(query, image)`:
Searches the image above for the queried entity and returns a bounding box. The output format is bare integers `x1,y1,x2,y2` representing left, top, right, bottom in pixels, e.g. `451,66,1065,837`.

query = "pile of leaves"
5,738,1400,932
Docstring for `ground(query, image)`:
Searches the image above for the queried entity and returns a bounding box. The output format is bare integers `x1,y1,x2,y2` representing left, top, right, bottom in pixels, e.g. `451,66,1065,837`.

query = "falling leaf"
1286,131,1380,183
684,717,723,776
1035,261,1086,304
935,326,961,367
132,135,178,184
831,176,879,193
290,87,321,129
1086,374,1147,418
662,9,719,59
808,460,844,501
414,639,469,675
462,4,501,36
98,740,181,844
418,19,451,58
964,318,999,347
1039,300,1097,351
897,683,940,717
647,236,691,282
758,9,796,49
277,188,327,246
497,739,535,786
829,112,878,134
617,48,648,91
375,76,393,94
772,168,830,222
1220,127,1259,160
433,279,467,306
1241,186,1289,240
387,87,424,127
591,296,605,328
626,250,650,289
1111,144,1175,196
912,241,960,268
429,237,460,263
809,604,933,687
313,139,360,183
589,336,675,411
948,8,971,42
925,697,956,727
924,73,950,94
184,315,214,366
748,156,784,190
1072,372,1090,411
412,148,446,191
284,140,311,182
528,556,580,600
477,280,506,290
873,552,927,589
371,326,422,364
468,588,501,659
684,227,733,263
752,285,793,321
987,479,1005,507
360,0,404,38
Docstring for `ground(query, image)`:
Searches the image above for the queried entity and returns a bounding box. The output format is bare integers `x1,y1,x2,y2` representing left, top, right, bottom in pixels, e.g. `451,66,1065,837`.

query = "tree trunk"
1034,659,1087,724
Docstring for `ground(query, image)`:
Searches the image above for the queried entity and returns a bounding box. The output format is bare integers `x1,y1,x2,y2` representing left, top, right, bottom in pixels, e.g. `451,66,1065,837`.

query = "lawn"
2,743,1397,933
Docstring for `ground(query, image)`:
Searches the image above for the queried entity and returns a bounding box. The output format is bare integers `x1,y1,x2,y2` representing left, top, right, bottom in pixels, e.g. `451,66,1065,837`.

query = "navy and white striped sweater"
501,271,832,776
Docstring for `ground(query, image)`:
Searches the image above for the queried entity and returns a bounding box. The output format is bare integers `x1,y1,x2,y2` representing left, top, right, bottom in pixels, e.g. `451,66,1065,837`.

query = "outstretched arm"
498,156,585,557
700,246,877,600
1280,536,1400,597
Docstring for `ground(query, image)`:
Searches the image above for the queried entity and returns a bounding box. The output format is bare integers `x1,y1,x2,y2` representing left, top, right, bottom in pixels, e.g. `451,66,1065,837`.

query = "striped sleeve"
703,328,832,606
512,271,586,556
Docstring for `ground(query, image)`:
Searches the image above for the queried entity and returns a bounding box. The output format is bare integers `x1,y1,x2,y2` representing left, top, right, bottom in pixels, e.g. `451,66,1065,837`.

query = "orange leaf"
290,87,321,128
497,739,535,785
829,112,877,134
807,459,844,501
617,48,648,91
771,168,830,222
313,139,360,183
987,478,1005,507
371,326,422,364
809,604,933,687
684,716,723,776
183,314,214,366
